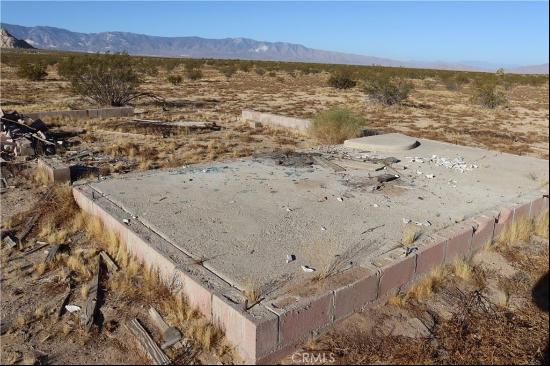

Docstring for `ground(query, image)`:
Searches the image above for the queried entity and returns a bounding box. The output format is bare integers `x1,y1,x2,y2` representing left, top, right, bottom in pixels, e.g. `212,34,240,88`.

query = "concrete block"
38,157,71,184
415,236,447,277
374,249,416,296
278,292,333,346
212,294,278,364
333,270,379,320
242,110,310,132
513,201,531,221
470,215,496,252
441,224,473,262
529,196,547,218
494,206,514,239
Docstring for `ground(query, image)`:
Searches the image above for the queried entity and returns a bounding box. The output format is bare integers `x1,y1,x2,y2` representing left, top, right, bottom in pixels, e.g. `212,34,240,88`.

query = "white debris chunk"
65,305,81,313
320,226,327,231
123,218,130,225
426,174,436,179
286,254,296,263
373,203,379,208
403,218,412,224
301,265,316,273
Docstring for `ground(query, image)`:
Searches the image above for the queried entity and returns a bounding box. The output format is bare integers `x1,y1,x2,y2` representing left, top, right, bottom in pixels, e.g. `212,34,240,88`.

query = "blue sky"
1,1,548,66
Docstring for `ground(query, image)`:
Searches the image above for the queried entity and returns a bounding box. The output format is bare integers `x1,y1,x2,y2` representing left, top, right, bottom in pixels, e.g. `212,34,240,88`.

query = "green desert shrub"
16,62,48,81
167,74,183,85
364,76,413,105
309,107,366,144
327,70,357,89
471,80,507,108
57,52,142,106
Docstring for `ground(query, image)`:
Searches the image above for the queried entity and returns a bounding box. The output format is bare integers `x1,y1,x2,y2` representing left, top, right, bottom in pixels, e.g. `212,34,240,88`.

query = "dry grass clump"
450,258,472,281
534,210,549,238
32,167,50,186
495,216,533,249
401,226,422,247
309,107,366,144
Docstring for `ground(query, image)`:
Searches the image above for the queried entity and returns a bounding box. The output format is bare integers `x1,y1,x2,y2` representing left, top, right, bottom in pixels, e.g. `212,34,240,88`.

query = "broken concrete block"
38,157,71,184
14,138,34,156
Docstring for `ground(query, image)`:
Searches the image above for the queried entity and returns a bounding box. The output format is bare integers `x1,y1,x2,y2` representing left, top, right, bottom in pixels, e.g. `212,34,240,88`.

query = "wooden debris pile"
0,108,60,159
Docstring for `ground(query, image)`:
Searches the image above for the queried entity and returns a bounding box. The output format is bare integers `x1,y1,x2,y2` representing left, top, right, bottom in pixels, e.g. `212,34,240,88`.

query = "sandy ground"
1,63,548,160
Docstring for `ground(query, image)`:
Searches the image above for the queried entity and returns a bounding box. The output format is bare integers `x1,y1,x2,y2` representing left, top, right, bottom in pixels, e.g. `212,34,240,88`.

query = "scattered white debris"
426,174,436,179
403,218,412,224
416,170,423,175
429,155,479,172
337,197,343,202
286,254,296,263
301,265,316,273
373,203,379,208
286,207,293,212
65,305,81,313
320,226,327,231
123,218,130,225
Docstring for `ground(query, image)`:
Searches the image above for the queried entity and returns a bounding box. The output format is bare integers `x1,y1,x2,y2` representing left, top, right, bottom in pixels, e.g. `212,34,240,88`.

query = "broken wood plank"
99,251,119,272
57,282,72,318
81,262,102,331
312,156,346,172
126,318,171,365
44,244,61,263
3,235,17,248
23,243,49,256
149,307,182,349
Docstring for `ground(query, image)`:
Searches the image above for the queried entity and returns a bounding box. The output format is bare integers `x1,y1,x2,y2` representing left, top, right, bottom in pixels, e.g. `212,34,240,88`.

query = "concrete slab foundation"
73,136,549,364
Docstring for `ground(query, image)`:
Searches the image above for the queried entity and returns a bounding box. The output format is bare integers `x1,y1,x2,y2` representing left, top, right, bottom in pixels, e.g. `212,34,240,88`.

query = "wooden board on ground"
126,318,171,365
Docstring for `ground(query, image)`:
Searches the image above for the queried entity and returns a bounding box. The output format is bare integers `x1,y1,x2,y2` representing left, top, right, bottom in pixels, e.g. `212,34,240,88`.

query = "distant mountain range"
2,23,548,74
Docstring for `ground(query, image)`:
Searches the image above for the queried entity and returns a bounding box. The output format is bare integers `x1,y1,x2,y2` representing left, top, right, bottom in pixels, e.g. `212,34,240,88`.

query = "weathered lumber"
126,318,171,365
57,282,72,318
99,251,119,273
149,307,182,349
81,262,101,331
44,244,61,263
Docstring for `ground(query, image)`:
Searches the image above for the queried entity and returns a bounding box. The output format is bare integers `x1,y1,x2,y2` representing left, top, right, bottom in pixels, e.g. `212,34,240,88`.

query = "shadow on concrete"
532,271,549,364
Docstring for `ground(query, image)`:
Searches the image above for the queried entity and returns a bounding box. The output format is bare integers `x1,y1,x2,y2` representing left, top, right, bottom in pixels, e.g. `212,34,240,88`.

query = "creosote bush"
364,76,413,105
58,52,142,106
471,80,507,109
309,107,366,144
16,62,48,81
186,68,203,81
167,74,183,85
328,70,357,89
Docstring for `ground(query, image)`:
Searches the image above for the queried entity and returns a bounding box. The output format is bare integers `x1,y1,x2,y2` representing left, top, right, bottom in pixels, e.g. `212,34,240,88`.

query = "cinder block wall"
242,110,311,132
73,183,549,364
26,107,134,121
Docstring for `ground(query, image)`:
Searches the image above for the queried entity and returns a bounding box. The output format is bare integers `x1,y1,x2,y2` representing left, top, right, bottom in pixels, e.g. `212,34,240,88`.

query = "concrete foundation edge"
72,184,549,364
